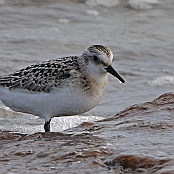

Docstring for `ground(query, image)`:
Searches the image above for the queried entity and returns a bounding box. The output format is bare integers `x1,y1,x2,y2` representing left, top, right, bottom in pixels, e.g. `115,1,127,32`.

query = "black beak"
105,65,125,83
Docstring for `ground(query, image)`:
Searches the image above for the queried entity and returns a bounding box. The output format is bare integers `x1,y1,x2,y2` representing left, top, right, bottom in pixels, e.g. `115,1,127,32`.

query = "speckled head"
88,45,113,59
85,45,113,66
81,45,125,83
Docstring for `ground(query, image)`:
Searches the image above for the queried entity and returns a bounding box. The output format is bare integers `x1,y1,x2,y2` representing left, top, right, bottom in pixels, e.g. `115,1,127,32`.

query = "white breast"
0,75,108,121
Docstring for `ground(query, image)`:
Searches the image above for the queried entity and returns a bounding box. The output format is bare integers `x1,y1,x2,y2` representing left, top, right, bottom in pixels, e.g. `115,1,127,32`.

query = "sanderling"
0,45,125,132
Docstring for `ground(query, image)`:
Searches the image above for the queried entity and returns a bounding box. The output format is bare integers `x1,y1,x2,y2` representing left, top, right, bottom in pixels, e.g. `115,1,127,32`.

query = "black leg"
44,119,51,132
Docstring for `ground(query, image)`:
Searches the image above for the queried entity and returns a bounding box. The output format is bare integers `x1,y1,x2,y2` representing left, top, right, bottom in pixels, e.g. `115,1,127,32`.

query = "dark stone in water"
105,154,171,172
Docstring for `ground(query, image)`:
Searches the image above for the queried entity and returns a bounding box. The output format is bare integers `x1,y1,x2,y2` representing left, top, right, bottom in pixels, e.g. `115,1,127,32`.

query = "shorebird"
0,45,125,132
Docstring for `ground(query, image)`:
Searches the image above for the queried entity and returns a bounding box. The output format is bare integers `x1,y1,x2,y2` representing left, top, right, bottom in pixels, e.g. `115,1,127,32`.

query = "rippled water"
0,0,174,173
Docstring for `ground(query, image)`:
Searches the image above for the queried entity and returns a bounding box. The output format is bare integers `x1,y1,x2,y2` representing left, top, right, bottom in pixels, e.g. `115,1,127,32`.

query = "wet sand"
1,93,174,174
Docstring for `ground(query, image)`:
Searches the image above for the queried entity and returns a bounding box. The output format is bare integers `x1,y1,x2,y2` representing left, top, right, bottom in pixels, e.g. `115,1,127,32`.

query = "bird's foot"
44,120,51,132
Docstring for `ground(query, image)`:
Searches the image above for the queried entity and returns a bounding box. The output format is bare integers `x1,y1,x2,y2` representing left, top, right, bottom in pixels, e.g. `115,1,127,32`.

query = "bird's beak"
105,65,125,83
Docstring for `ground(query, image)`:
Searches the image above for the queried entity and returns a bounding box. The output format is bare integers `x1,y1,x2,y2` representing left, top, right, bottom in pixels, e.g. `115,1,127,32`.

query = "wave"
148,76,174,86
86,0,159,9
86,0,119,7
128,0,159,10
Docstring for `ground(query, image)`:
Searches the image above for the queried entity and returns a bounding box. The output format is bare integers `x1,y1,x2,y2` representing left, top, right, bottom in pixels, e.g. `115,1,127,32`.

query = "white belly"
0,85,106,121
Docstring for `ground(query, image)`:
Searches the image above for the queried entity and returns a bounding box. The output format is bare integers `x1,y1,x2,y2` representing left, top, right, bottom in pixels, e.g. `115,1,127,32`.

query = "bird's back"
0,56,80,93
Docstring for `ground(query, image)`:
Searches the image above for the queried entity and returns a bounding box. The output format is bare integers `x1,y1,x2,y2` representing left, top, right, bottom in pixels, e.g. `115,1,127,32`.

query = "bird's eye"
93,55,98,62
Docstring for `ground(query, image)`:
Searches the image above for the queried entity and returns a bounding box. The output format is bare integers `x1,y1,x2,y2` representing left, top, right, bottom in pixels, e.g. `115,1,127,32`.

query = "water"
0,0,174,173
